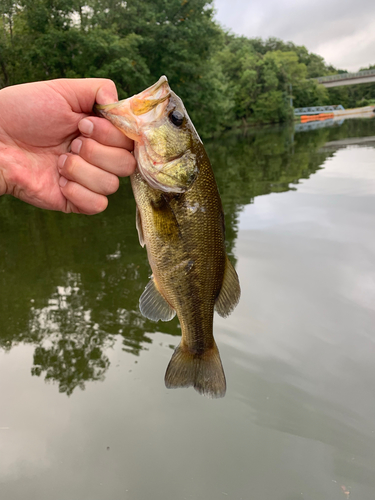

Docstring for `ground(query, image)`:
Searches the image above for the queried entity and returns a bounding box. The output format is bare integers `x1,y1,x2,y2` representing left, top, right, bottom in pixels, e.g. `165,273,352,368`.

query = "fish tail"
164,342,226,398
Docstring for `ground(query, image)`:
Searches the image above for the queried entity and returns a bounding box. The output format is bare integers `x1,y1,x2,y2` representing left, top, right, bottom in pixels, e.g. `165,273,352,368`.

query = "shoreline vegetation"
1,0,374,138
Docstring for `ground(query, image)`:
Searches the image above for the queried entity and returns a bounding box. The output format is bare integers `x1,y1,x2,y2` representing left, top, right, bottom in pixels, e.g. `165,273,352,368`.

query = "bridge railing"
294,105,344,116
315,69,375,84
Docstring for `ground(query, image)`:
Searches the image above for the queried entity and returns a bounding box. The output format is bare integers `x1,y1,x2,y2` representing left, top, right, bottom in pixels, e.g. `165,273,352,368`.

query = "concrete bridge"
315,69,375,88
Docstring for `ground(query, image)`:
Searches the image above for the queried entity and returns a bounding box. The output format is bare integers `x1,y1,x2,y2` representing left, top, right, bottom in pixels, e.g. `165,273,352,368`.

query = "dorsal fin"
215,255,241,318
139,277,176,322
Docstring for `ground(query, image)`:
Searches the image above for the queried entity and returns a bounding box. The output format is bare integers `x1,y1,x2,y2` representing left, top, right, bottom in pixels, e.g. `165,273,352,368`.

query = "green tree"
1,0,368,134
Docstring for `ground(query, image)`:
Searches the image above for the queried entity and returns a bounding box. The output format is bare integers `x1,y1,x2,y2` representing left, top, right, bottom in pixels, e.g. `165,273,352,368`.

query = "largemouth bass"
95,76,240,398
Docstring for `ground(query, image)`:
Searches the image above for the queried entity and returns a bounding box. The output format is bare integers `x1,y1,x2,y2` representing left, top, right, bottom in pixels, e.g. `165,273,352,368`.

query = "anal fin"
139,277,176,322
215,255,241,318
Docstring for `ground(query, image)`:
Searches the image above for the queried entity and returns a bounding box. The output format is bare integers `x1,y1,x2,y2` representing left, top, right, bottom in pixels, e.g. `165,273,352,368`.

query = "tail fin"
164,343,226,398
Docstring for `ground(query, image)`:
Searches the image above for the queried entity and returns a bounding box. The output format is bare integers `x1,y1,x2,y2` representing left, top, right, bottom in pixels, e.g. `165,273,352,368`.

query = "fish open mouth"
94,76,171,141
130,76,170,116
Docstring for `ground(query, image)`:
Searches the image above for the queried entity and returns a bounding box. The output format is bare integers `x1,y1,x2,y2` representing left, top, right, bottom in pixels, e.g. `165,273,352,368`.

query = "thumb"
54,78,119,113
96,81,119,105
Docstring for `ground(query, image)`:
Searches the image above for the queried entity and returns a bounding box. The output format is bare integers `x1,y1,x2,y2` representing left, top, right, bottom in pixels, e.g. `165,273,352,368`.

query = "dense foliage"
1,0,374,136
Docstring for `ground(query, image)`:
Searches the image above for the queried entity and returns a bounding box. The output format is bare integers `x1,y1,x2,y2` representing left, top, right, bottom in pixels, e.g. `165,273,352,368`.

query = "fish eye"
169,110,184,127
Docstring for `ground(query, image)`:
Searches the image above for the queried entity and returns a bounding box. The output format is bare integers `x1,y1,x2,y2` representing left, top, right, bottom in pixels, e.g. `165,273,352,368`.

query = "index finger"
78,116,134,150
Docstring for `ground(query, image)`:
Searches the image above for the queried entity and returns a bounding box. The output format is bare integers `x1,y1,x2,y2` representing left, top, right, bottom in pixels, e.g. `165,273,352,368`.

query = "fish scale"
95,76,240,398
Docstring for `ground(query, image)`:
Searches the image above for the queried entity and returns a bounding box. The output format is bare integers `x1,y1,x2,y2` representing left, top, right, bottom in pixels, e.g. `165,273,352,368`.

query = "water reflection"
233,352,375,483
0,117,374,395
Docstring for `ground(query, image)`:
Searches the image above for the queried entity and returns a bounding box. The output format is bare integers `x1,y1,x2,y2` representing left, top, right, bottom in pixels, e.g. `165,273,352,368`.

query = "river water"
1,118,375,499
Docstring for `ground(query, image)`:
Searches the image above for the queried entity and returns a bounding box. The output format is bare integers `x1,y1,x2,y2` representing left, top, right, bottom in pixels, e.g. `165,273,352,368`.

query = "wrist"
0,127,17,197
0,142,11,197
0,145,20,198
0,151,8,197
0,102,15,197
0,106,8,196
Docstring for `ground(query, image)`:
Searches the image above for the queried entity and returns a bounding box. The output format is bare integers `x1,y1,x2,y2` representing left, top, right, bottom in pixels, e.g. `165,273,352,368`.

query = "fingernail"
79,119,94,136
59,176,68,187
71,139,82,154
58,155,67,170
96,86,117,105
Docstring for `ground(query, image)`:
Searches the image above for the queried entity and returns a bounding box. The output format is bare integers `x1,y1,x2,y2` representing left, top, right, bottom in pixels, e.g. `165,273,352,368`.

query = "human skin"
0,78,136,214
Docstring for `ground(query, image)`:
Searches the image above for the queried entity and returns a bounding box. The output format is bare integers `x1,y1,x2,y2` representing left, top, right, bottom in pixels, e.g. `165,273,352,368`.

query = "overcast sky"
213,0,375,72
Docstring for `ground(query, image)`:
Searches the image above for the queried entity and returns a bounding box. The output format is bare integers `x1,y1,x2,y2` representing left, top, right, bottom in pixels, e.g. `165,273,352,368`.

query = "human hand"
0,78,136,214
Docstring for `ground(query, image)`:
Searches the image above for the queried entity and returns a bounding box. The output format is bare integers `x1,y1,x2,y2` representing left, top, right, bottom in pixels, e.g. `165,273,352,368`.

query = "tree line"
1,0,374,137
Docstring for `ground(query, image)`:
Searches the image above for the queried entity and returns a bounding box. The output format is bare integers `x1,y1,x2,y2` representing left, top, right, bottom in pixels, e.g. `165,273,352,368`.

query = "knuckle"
103,174,119,195
65,179,78,198
64,155,77,178
126,154,137,173
102,122,113,144
95,196,108,213
118,152,136,176
81,138,95,160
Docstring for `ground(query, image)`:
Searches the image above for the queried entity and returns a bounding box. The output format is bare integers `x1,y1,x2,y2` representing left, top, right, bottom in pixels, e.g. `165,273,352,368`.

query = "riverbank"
295,105,375,127
332,105,375,117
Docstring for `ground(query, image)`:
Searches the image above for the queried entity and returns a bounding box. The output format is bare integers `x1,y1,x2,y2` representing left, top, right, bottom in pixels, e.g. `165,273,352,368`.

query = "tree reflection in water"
0,118,373,394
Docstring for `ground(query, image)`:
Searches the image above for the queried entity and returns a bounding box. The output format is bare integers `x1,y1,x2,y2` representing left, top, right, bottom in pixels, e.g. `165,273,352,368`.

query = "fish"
94,76,240,398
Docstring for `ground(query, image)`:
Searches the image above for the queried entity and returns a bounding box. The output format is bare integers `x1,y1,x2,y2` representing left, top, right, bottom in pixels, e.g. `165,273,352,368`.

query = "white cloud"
214,0,375,72
316,18,375,71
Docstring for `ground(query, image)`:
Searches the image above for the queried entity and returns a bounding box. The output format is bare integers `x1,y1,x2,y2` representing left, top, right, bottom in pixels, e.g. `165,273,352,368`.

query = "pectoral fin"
215,255,241,318
136,205,145,247
139,277,176,322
